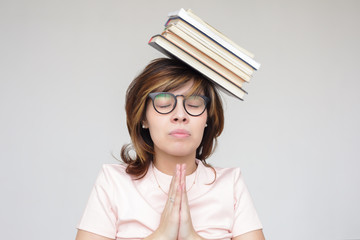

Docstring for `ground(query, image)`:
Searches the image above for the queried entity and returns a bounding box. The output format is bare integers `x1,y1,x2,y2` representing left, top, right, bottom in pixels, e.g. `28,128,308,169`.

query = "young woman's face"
144,81,208,159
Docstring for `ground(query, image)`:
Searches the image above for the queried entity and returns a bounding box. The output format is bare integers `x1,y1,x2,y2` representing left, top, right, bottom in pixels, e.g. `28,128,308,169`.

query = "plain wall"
0,0,359,239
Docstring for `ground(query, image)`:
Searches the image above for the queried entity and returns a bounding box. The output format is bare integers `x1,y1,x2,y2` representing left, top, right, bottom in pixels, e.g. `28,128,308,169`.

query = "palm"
148,164,201,240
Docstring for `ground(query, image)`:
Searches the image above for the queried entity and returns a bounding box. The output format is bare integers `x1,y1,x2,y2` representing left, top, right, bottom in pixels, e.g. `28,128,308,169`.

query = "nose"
171,98,189,124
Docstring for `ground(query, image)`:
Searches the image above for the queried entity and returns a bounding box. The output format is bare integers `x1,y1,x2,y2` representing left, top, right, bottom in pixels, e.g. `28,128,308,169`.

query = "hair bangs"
153,75,208,98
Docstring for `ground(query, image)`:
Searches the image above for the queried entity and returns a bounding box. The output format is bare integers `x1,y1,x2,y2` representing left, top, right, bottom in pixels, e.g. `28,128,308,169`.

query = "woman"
76,58,265,240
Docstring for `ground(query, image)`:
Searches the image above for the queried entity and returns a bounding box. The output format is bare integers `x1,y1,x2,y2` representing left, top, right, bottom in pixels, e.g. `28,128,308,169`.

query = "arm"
75,229,114,240
232,229,265,240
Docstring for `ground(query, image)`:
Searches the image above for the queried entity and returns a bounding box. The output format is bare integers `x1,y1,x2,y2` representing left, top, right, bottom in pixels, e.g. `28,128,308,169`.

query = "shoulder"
212,165,242,183
94,163,133,186
100,163,128,176
197,161,242,188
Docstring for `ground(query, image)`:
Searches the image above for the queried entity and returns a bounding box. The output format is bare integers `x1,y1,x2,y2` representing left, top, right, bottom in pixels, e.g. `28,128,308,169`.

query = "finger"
180,164,192,220
178,167,197,240
181,164,186,190
168,164,180,196
171,176,182,213
164,167,181,223
181,182,189,216
181,164,188,210
169,164,184,210
164,164,180,210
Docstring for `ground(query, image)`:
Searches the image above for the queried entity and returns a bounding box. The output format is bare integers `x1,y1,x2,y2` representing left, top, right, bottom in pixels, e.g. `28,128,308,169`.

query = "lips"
169,129,191,138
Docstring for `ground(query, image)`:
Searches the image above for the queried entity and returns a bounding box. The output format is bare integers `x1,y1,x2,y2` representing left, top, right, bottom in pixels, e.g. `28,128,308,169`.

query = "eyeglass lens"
153,93,206,116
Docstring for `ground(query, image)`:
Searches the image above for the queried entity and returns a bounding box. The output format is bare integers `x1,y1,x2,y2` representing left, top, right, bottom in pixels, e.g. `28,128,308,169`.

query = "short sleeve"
77,165,117,238
232,168,263,237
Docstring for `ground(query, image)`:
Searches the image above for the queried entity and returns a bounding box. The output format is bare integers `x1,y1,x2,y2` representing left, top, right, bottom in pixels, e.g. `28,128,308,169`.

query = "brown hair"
121,58,224,179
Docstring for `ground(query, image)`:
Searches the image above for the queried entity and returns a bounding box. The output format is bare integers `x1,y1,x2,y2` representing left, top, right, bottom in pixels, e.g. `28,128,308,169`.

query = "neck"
153,152,198,176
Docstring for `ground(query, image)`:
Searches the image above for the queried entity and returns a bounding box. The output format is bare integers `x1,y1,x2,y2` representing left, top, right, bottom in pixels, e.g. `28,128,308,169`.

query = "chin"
170,152,193,158
167,146,198,158
155,141,201,158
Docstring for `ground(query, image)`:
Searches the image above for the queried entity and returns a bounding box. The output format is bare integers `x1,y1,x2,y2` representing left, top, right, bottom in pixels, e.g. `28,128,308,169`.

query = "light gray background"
0,0,359,239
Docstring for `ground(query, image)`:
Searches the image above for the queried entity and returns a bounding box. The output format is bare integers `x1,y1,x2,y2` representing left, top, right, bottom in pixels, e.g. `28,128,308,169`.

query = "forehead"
158,80,205,96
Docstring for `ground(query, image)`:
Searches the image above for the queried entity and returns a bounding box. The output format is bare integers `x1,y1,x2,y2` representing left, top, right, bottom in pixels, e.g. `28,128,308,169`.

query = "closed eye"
187,104,201,108
157,104,172,108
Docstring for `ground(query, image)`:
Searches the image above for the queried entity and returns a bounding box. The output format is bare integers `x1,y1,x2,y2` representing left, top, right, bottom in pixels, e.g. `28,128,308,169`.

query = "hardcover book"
167,8,260,70
162,30,247,88
165,19,254,77
149,35,247,100
148,8,260,100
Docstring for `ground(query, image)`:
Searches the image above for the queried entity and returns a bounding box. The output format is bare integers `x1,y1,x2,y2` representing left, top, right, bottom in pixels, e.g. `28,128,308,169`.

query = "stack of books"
148,8,260,100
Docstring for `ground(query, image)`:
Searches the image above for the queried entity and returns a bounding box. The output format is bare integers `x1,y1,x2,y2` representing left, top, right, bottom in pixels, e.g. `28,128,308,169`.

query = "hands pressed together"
146,164,203,240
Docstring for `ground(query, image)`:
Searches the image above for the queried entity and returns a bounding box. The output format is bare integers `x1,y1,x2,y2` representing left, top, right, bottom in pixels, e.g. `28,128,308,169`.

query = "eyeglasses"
148,92,210,116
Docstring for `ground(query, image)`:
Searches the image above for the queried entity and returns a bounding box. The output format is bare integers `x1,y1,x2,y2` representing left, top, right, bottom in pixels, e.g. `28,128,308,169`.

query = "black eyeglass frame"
148,92,210,117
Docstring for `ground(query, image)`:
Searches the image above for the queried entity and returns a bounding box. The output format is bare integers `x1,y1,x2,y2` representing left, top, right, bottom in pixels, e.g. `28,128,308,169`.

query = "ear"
142,120,148,129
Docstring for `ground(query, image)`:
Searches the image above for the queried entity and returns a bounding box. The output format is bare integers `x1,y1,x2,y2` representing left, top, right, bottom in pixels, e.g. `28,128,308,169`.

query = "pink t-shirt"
77,161,262,239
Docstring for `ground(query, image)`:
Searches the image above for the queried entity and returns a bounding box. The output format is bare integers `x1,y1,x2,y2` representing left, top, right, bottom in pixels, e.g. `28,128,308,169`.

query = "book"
178,9,255,58
165,18,254,76
148,8,261,100
165,23,253,80
148,35,246,100
167,8,261,70
162,29,247,88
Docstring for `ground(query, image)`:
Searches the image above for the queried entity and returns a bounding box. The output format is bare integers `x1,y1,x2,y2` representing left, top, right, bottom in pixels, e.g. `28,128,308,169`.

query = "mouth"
169,129,191,138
